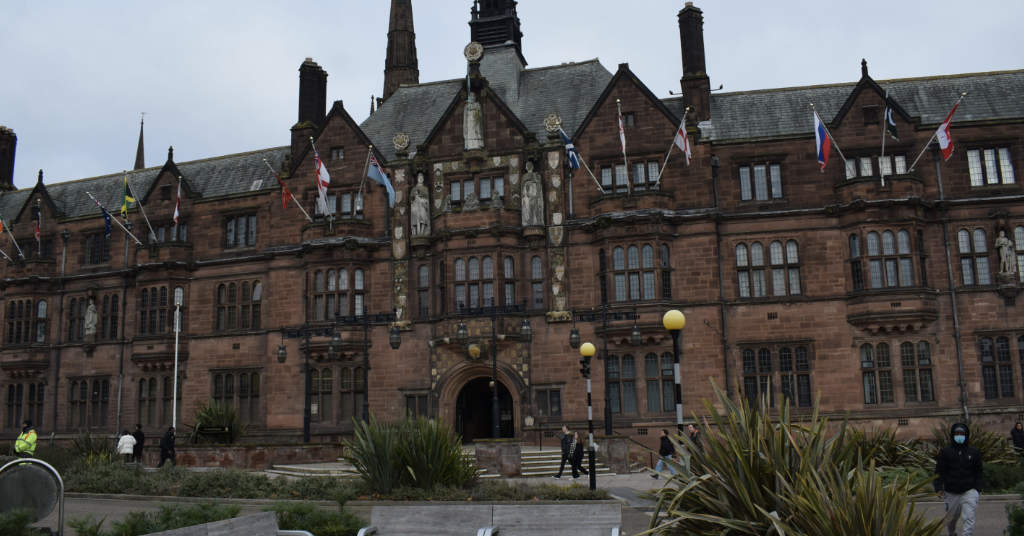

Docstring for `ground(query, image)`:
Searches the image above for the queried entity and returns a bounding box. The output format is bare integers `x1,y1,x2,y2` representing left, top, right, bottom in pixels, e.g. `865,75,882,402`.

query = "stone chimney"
678,2,711,122
292,58,328,159
0,126,16,191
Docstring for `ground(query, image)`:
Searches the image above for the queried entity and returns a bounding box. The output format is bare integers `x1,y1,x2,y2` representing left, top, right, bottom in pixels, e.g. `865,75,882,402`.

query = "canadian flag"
173,178,182,225
935,102,961,161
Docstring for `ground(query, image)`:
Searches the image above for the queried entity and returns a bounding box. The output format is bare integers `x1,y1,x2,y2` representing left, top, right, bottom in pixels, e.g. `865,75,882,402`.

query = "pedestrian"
553,425,572,479
132,423,146,465
116,429,136,464
1011,422,1024,454
570,431,588,478
687,423,702,452
934,422,982,536
652,429,676,478
14,420,37,458
158,426,176,468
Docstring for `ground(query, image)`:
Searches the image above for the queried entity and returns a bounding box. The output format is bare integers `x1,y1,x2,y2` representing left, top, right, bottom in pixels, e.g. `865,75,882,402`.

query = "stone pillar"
596,435,630,474
474,438,521,477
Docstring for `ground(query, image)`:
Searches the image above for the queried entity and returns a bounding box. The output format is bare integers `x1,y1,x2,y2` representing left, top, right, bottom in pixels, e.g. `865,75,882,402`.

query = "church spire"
469,0,525,65
382,0,419,101
134,113,145,170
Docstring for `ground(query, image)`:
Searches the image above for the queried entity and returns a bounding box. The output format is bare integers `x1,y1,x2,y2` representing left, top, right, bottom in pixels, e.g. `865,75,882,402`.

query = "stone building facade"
2,1,1023,446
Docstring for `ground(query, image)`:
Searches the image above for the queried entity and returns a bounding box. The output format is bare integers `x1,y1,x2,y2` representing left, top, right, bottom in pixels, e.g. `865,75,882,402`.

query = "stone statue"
996,230,1016,275
463,92,484,150
463,190,480,211
521,161,544,227
84,299,98,336
410,172,430,237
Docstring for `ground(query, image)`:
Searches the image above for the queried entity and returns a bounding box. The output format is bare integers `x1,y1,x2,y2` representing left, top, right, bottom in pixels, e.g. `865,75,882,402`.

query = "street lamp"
172,287,184,429
662,309,686,433
579,341,597,491
331,311,401,423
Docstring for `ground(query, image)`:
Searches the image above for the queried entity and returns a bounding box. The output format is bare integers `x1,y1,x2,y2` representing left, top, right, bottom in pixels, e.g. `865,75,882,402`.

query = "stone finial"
167,146,174,161
861,58,868,78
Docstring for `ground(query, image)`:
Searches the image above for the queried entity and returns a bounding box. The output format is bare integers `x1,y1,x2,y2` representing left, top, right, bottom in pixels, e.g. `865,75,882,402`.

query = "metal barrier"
477,527,499,536
0,457,65,536
277,531,315,536
611,527,621,536
356,527,378,536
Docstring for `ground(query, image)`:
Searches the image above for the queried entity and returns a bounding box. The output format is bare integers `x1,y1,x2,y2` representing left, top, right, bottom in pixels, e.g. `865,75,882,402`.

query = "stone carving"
463,190,480,211
84,299,98,336
411,172,431,237
464,41,484,62
393,132,410,152
544,113,562,133
521,161,544,227
464,93,484,150
997,230,1017,275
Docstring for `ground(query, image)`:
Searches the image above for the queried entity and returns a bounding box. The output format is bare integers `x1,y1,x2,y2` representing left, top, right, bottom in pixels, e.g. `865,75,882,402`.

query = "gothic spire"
383,0,419,101
133,114,145,170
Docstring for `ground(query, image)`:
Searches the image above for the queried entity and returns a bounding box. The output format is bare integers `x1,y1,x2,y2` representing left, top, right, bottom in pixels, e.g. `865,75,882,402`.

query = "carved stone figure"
410,172,430,237
996,230,1017,275
84,299,98,336
521,161,544,227
463,92,484,150
463,190,480,211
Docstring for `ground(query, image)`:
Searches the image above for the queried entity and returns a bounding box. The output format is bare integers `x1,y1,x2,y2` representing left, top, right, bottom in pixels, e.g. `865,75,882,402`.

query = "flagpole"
0,246,12,262
2,217,25,259
908,93,967,173
810,105,848,165
559,128,603,194
655,106,690,187
309,137,331,217
86,191,143,245
357,145,372,202
616,99,631,196
880,90,888,187
125,171,157,242
262,159,313,222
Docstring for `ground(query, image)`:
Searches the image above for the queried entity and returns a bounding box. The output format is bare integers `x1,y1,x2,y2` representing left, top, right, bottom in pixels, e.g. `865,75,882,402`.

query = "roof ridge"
523,58,603,73
714,68,1024,98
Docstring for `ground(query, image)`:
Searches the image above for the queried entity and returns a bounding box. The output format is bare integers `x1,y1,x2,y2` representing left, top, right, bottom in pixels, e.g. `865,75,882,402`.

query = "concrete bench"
144,511,312,536
351,501,622,536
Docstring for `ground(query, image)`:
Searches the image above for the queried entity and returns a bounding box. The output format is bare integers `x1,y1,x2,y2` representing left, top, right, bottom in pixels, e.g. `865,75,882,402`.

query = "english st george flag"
673,116,692,166
936,101,961,161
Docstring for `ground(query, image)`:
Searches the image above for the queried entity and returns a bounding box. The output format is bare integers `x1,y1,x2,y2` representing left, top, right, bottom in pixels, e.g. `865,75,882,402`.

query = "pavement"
30,467,1021,535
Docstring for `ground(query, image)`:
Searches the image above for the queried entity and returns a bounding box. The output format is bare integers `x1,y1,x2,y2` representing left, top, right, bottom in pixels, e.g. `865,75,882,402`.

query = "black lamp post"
333,311,401,423
570,306,639,436
662,309,686,433
579,341,597,491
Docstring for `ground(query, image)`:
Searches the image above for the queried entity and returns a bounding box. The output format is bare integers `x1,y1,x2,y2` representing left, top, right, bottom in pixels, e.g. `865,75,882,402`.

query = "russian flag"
813,112,831,172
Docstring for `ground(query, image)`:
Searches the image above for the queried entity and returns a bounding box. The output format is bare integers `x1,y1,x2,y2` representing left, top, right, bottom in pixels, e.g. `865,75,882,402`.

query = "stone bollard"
474,438,522,477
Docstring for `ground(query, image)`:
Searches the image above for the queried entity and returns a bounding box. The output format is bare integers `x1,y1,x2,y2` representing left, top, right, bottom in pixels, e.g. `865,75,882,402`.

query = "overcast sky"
2,0,1021,189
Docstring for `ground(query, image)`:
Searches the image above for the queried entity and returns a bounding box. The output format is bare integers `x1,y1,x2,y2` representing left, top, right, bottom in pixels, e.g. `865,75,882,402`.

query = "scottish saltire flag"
936,101,961,161
559,129,581,170
312,146,331,215
102,207,112,238
813,112,831,172
367,152,396,207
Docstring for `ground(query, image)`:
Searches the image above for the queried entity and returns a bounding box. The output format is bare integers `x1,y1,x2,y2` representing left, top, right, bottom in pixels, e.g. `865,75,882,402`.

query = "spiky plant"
395,416,478,489
345,415,404,494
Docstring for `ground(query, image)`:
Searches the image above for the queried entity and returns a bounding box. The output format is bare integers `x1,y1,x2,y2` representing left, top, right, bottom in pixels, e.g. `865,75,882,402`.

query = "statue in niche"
84,299,98,337
463,190,480,211
996,230,1017,275
410,172,431,237
463,92,484,150
521,161,544,227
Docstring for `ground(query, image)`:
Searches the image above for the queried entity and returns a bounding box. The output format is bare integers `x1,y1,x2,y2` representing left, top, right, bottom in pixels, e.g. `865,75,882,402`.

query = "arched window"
530,256,544,309
641,245,655,300
227,283,238,330
313,271,325,321
750,243,766,297
503,256,515,306
454,259,467,310
660,244,672,299
737,244,750,298
35,300,47,343
417,265,430,319
353,270,365,316
606,355,636,414
482,256,495,306
959,228,991,286
862,343,893,404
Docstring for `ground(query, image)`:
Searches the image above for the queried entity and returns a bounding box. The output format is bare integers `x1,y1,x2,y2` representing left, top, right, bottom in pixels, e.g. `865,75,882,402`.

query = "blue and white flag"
559,129,581,170
102,207,112,238
367,152,396,207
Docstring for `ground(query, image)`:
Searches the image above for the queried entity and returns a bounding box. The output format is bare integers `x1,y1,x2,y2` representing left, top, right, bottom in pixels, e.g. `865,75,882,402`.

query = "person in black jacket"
934,422,982,536
132,424,145,465
553,425,572,478
569,431,588,478
652,429,676,478
157,426,176,468
1011,422,1024,454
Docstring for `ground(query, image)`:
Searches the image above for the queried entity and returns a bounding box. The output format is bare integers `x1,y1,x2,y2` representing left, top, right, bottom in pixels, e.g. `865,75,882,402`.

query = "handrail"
0,457,65,536
357,527,378,536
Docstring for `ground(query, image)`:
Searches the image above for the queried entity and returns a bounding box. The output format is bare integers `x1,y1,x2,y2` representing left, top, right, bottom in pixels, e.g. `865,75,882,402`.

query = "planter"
474,438,521,477
141,443,343,469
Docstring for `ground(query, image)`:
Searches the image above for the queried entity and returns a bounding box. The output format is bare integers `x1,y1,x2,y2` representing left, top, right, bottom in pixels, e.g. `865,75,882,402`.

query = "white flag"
673,117,692,166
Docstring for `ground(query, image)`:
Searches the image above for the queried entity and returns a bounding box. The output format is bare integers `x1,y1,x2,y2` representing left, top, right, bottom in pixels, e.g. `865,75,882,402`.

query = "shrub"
647,384,942,535
70,503,240,536
193,403,243,443
370,481,609,501
267,502,363,536
345,415,477,494
982,463,1024,492
0,509,48,536
1008,501,1024,536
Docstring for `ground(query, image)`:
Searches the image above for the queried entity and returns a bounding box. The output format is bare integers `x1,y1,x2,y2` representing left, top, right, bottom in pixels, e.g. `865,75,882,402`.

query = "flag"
367,152,396,208
101,207,112,238
312,146,331,215
813,112,831,172
271,170,293,209
884,105,899,141
121,174,135,218
559,129,580,170
617,107,627,156
936,101,961,161
673,116,692,166
0,219,4,233
34,208,41,242
173,178,182,225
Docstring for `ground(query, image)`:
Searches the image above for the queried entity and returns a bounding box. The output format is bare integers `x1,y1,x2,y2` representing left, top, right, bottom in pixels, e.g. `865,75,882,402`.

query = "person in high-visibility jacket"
14,419,37,457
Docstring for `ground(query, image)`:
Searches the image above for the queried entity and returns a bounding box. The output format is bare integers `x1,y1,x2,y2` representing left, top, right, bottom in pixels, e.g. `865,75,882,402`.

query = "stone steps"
474,449,615,478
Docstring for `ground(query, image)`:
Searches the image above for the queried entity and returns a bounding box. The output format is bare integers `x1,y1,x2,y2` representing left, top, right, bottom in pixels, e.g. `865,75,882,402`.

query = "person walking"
570,431,588,478
116,429,136,464
14,420,37,458
157,426,176,468
553,425,572,479
1011,422,1024,455
687,424,702,452
132,424,146,465
652,429,676,478
934,422,983,536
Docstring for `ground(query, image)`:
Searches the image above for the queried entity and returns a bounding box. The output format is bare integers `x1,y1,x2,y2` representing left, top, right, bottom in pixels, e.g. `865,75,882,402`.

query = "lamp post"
172,287,183,429
570,306,639,436
662,309,686,433
579,341,597,491
332,311,401,422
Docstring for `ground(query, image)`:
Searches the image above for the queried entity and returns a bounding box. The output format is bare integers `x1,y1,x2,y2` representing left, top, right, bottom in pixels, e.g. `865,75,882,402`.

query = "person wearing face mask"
934,422,983,536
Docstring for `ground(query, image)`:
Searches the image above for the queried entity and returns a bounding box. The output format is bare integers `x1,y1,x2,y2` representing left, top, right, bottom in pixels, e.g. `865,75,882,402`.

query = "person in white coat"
116,429,136,464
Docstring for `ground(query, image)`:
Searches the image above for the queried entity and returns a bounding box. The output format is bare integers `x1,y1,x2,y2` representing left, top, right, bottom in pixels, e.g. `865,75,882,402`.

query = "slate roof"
361,44,613,160
0,147,289,221
674,70,1024,142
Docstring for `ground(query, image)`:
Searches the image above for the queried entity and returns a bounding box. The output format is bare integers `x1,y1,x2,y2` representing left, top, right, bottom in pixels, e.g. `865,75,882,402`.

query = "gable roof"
573,62,681,141
686,69,1024,142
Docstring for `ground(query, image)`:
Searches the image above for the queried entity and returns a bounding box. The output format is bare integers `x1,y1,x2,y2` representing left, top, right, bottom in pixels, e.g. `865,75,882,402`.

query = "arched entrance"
455,377,514,442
